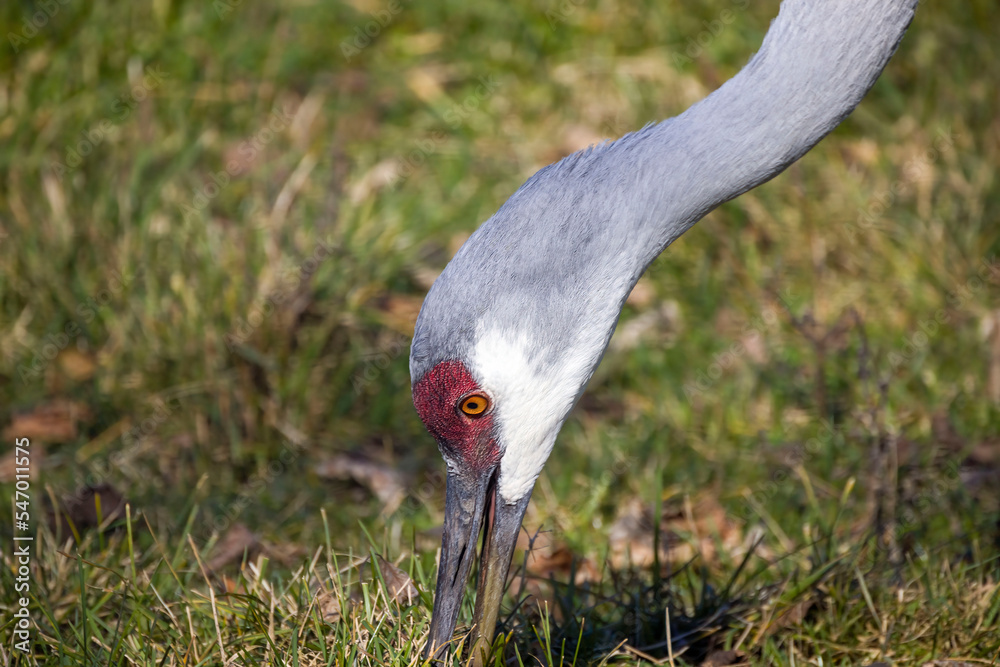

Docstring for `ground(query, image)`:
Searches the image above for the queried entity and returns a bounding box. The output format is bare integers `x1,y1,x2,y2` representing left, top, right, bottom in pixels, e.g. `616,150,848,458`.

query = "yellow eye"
459,393,489,416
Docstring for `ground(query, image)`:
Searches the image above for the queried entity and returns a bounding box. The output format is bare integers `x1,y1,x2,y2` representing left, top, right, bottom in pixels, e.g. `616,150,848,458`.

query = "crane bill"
425,467,492,661
424,465,532,664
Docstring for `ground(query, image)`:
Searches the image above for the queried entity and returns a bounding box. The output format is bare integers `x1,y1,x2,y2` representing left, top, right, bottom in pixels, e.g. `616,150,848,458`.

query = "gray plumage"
411,0,916,389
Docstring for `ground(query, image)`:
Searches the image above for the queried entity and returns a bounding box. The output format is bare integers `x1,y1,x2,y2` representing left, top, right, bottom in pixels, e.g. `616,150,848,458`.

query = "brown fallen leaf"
316,589,344,622
206,522,260,572
315,452,405,515
3,399,91,443
370,554,418,605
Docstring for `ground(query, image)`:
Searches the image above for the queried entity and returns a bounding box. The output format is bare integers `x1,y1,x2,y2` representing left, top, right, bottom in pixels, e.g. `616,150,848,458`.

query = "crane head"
412,358,522,661
411,325,594,660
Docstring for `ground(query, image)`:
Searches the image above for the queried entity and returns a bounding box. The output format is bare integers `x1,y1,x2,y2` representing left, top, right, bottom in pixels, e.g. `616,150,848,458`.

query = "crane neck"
410,0,917,502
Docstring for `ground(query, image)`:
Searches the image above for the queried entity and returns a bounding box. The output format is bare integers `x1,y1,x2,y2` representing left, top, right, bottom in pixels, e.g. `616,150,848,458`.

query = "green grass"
1,0,999,664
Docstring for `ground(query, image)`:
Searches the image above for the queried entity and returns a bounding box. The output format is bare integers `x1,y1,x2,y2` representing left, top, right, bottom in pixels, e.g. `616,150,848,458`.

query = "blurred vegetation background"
0,0,998,664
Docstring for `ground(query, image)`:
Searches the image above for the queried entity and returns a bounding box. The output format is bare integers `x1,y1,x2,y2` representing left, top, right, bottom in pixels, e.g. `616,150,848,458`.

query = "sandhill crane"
409,0,918,661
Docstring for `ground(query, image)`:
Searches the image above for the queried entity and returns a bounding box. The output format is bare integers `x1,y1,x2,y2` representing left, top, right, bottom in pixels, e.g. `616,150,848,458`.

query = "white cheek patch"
472,326,602,502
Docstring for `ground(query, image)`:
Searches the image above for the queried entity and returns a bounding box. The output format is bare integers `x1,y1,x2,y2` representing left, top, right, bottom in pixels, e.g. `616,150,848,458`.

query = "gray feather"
411,0,917,385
